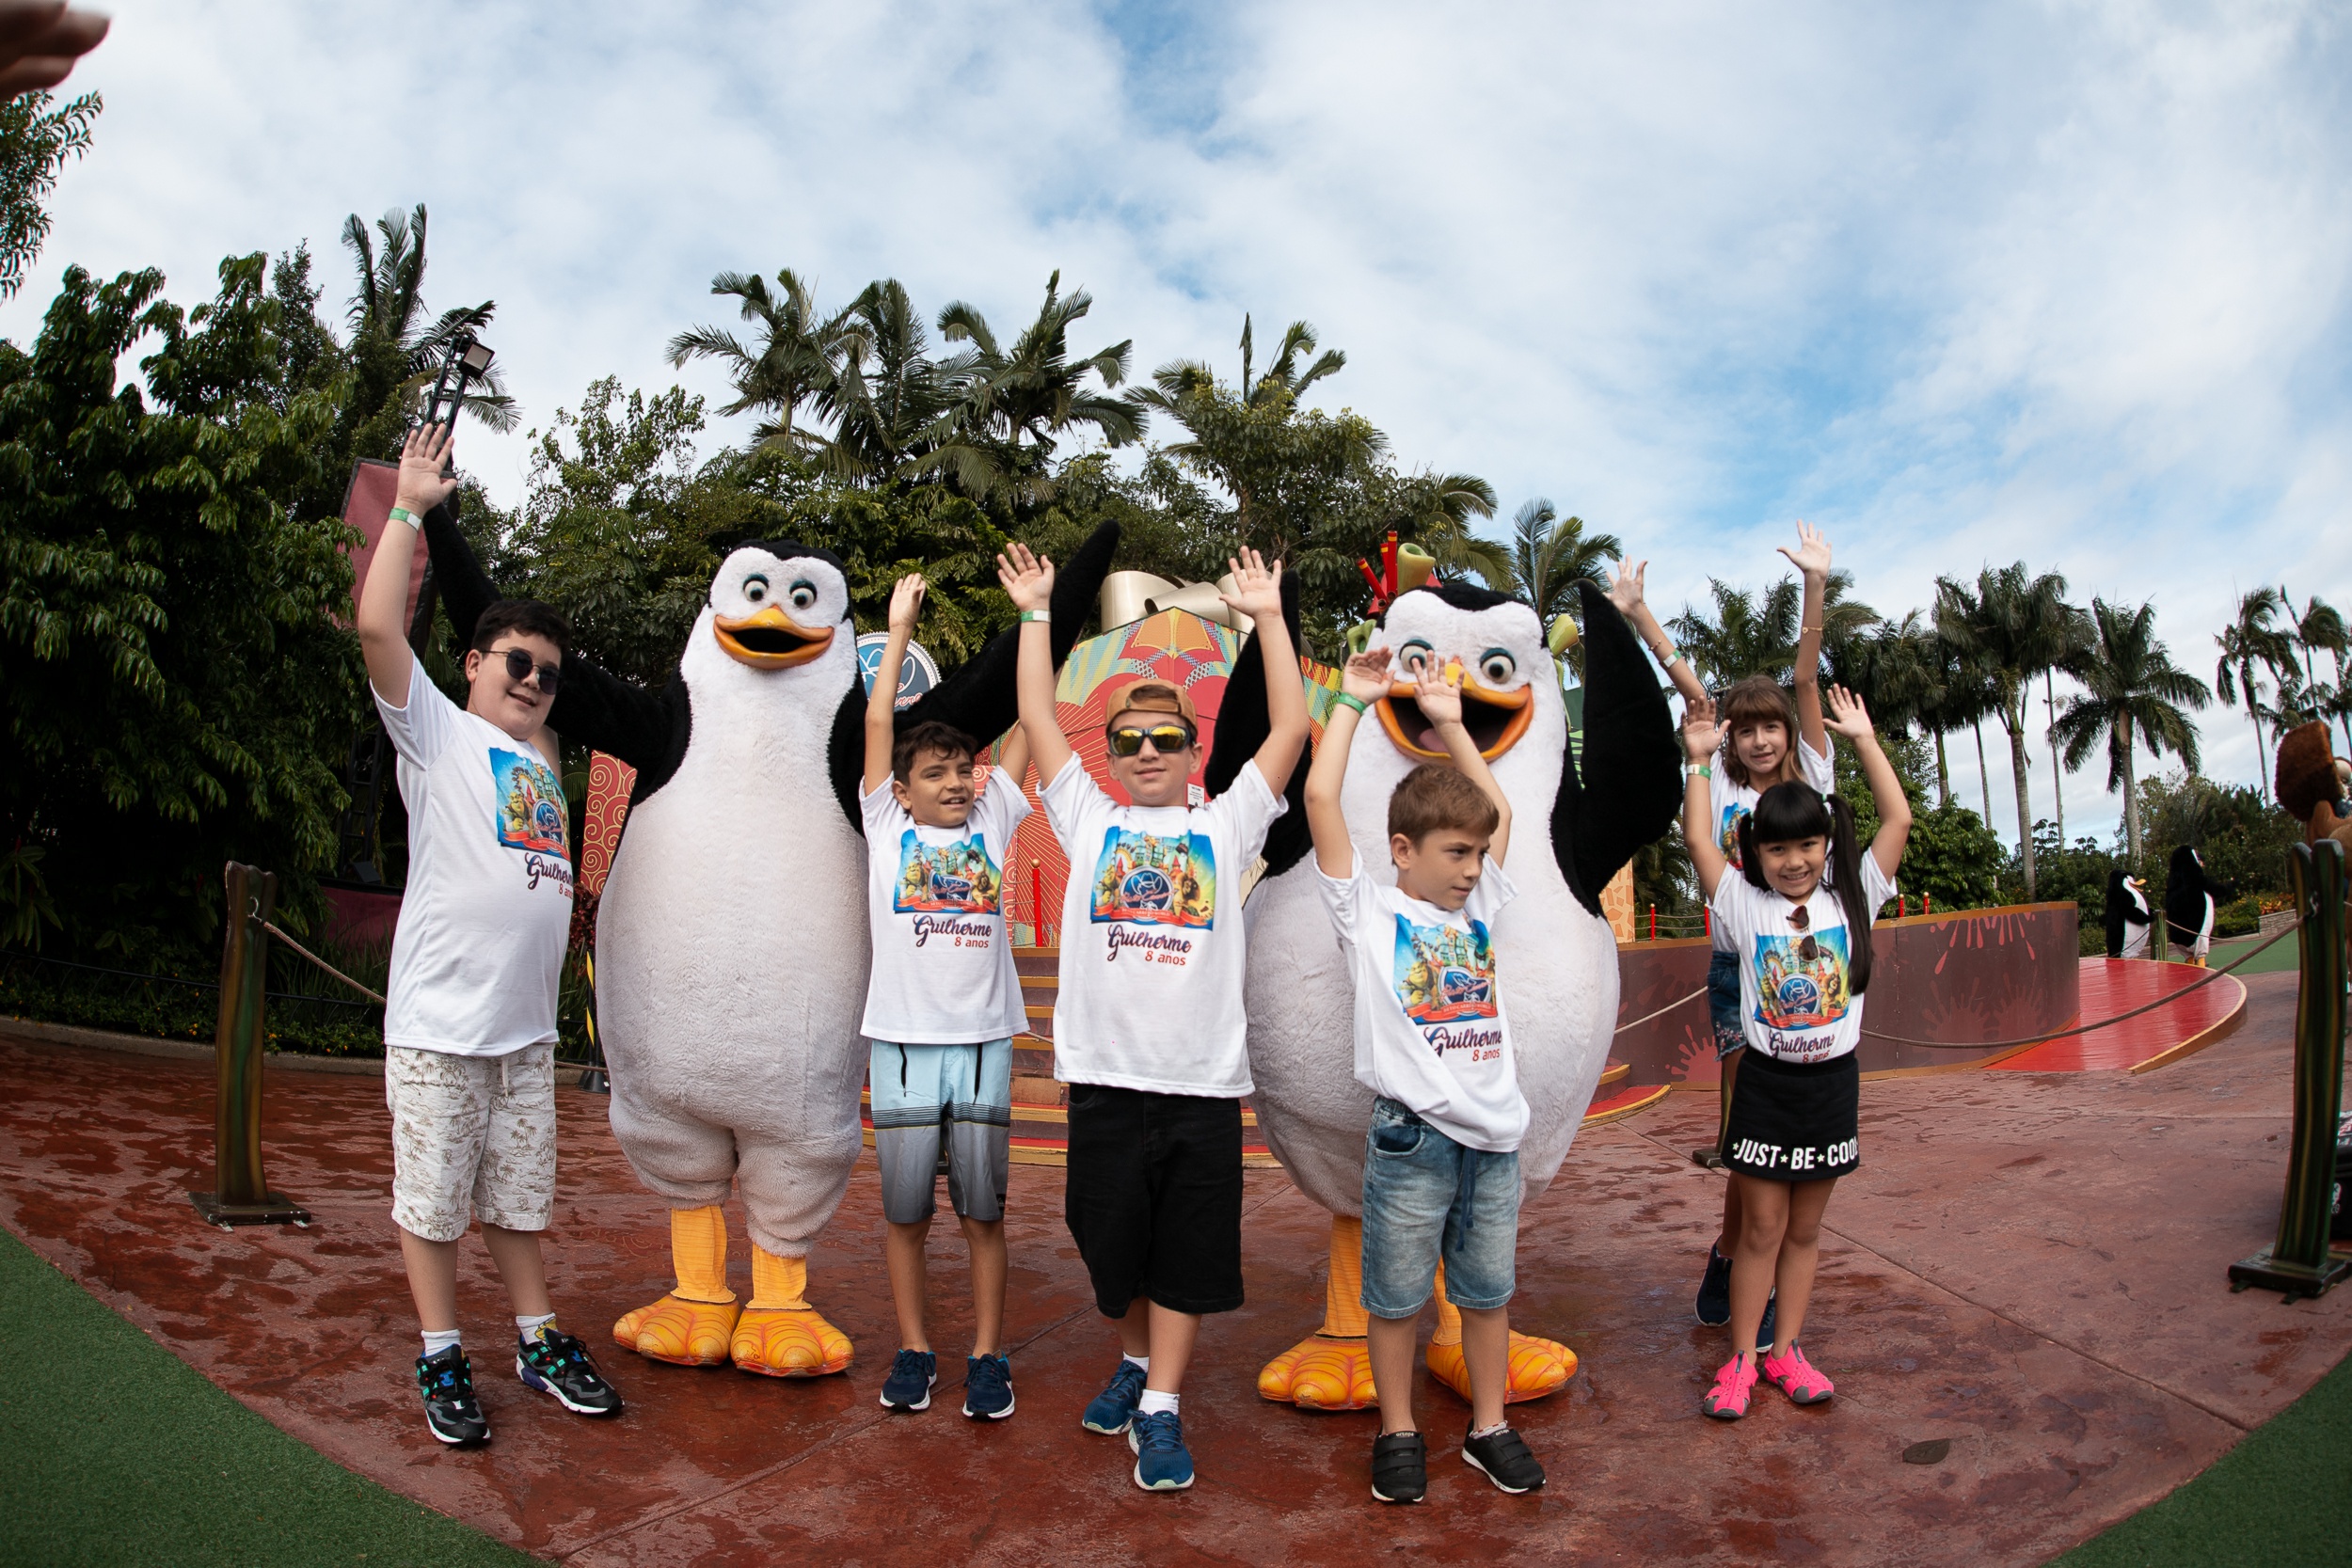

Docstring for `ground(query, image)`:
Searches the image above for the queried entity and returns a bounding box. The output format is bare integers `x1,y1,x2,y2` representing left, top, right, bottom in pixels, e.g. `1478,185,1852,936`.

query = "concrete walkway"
0,969,2343,1565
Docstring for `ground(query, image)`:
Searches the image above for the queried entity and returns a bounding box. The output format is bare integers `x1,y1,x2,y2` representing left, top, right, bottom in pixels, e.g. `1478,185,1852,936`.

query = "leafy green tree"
331,203,514,475
2051,598,2207,870
1493,499,1619,657
1669,569,1874,689
817,277,952,485
0,258,366,956
2279,589,2347,750
2214,586,2297,797
666,267,854,453
0,88,96,300
1934,562,2075,896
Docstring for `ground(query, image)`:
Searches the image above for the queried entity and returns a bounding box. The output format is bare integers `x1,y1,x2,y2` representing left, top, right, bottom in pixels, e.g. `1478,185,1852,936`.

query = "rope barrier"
1613,986,1708,1034
258,919,388,1006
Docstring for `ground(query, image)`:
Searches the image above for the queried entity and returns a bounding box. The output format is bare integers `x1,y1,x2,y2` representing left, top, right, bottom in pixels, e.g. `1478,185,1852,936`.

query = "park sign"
856,632,941,709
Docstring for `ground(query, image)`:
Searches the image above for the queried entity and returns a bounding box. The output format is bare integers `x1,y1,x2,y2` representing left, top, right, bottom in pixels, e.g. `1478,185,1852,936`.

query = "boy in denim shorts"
358,422,622,1448
859,575,1032,1421
1304,644,1546,1504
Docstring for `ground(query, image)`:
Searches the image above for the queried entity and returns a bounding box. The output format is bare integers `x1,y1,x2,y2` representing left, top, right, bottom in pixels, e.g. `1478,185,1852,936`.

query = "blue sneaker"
1127,1408,1195,1491
879,1348,935,1412
1757,1291,1777,1350
1082,1358,1147,1434
1695,1243,1732,1325
963,1353,1015,1419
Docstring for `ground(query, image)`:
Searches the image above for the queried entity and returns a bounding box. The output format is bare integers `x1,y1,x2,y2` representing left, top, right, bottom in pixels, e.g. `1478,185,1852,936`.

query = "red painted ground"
1993,958,2246,1074
0,972,2344,1566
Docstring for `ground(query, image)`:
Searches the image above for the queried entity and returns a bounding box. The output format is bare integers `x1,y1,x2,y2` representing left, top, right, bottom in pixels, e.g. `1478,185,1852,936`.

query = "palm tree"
1496,499,1621,621
2040,604,2093,847
1671,578,1802,688
918,270,1144,505
340,203,515,434
2053,599,2208,870
667,267,856,452
2282,589,2347,749
2214,587,2297,799
1934,562,2075,897
814,277,955,485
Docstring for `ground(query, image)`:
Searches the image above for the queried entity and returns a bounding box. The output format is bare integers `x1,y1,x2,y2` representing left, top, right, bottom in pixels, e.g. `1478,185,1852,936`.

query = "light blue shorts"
868,1038,1013,1225
1359,1097,1521,1317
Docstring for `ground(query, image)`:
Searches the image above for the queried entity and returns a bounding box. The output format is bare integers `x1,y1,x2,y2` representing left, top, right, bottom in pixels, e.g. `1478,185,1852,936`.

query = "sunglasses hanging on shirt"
1785,902,1819,963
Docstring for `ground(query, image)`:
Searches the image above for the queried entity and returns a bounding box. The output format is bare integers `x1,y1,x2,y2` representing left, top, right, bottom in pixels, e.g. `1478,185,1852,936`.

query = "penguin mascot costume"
1207,576,1679,1408
2101,869,2152,959
422,507,1117,1376
2163,846,2233,966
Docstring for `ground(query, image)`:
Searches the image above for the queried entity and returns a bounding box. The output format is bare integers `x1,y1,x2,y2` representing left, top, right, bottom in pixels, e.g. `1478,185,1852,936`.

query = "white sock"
1469,1420,1509,1440
1137,1389,1179,1417
1122,1354,1150,1372
421,1327,463,1357
516,1312,556,1342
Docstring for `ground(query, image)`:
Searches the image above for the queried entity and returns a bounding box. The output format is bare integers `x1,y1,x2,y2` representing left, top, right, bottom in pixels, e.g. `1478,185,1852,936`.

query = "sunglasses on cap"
1106,722,1195,757
1785,903,1819,963
492,646,561,695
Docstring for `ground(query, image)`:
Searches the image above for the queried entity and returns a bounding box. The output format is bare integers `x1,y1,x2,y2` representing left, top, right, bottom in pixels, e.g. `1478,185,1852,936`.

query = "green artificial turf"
0,1225,543,1568
2203,932,2303,976
2050,1344,2352,1567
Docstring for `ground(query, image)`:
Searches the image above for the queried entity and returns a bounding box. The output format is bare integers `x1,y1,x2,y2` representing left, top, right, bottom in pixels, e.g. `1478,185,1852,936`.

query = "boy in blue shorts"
1304,644,1547,1504
861,574,1032,1420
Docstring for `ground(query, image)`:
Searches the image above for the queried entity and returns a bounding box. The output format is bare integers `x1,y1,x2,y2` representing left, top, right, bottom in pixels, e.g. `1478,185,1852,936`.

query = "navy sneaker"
1695,1243,1732,1325
516,1327,622,1417
963,1353,1015,1419
880,1348,936,1413
416,1345,488,1448
1757,1291,1777,1350
1082,1358,1148,1434
1127,1408,1195,1491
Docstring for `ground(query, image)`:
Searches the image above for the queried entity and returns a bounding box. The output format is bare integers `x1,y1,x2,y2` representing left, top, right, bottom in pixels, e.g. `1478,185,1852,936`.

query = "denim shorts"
1708,948,1744,1060
1359,1097,1521,1317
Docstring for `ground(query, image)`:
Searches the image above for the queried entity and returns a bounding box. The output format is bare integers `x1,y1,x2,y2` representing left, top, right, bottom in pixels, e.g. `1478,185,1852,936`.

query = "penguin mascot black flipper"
2164,846,2232,965
1236,574,1681,1412
821,522,1122,831
1201,566,1313,878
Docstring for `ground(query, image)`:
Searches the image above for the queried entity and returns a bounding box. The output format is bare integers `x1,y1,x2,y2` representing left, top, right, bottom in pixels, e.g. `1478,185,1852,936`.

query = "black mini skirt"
1723,1049,1860,1181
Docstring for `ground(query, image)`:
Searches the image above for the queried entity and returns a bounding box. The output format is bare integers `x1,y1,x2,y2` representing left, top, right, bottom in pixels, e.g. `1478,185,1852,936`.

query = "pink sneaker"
1761,1343,1834,1404
1702,1352,1758,1419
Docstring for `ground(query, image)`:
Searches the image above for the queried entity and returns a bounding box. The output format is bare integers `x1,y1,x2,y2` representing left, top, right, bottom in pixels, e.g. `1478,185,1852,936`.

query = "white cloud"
6,0,2346,844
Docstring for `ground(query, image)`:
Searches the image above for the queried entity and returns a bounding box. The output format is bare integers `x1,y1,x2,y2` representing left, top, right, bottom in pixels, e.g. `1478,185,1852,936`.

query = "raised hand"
887,574,927,635
995,543,1055,613
393,421,460,516
1414,657,1466,730
0,3,109,98
1822,683,1874,740
1340,645,1392,705
1777,520,1832,581
1607,558,1648,617
1218,547,1284,623
1682,692,1723,762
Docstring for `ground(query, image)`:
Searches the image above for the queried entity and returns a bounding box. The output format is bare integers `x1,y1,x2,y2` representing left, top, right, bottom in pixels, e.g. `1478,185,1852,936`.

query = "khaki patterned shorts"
385,1043,558,1243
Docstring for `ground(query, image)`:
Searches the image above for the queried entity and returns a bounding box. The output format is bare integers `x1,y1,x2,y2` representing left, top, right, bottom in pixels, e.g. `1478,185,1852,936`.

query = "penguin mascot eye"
742,574,770,604
1398,639,1435,673
1478,648,1517,686
788,580,818,611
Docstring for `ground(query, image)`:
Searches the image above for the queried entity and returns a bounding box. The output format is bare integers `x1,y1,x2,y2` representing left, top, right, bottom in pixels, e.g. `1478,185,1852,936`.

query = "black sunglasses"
1785,904,1818,962
494,646,562,695
1106,722,1195,758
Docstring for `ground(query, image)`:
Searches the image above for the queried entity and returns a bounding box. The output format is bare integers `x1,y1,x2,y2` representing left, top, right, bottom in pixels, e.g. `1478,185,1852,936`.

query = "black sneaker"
1461,1424,1545,1495
1695,1243,1732,1325
962,1353,1015,1419
416,1345,489,1448
1371,1431,1427,1504
880,1348,936,1412
1757,1291,1777,1349
516,1328,623,1417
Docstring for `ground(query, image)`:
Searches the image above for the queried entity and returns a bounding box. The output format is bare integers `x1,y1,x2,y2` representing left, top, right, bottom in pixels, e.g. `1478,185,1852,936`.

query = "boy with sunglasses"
358,423,623,1449
997,542,1309,1493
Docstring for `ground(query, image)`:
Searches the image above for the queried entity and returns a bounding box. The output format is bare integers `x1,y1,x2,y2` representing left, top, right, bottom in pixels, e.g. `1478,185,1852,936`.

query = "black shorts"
1722,1050,1860,1182
1064,1083,1245,1317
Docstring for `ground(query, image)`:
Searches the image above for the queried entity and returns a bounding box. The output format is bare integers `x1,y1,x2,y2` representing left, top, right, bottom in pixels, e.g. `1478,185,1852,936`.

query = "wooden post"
2229,840,2350,1299
190,863,310,1228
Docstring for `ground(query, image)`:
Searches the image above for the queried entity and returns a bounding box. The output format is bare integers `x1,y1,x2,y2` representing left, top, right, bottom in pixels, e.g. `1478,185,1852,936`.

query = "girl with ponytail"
1678,684,1911,1422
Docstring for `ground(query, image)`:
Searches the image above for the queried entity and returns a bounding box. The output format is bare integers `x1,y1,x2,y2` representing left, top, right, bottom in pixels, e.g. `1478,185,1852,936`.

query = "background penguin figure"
2163,845,2234,966
424,508,1117,1377
2102,869,2153,959
1209,576,1678,1409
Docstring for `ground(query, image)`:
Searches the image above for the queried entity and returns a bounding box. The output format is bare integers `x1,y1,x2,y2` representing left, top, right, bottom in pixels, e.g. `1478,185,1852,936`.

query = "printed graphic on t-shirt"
1391,914,1499,1026
490,748,568,855
893,831,1003,914
1718,803,1748,868
1750,927,1853,1030
1088,827,1216,928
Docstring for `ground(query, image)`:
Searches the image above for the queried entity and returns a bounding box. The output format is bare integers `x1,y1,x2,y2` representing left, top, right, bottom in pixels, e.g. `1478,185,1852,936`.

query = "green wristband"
387,506,419,526
1688,762,1712,779
1332,692,1369,715
1021,610,1051,625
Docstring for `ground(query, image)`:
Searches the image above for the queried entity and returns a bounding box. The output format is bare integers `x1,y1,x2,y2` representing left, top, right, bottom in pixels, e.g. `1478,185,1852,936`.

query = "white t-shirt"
374,656,575,1057
1709,851,1897,1065
1709,735,1836,952
1316,853,1529,1153
859,773,1032,1044
1041,754,1286,1097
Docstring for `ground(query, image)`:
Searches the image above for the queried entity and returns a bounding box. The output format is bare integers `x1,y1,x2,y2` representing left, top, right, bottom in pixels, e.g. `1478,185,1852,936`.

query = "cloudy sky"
8,0,2347,845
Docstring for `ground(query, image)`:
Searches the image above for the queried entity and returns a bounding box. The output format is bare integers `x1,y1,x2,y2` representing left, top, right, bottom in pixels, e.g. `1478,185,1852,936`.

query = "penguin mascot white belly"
423,509,1116,1376
1204,577,1678,1409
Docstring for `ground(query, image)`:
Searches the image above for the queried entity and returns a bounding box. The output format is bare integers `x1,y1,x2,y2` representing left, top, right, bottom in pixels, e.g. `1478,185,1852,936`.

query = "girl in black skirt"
1678,684,1912,1420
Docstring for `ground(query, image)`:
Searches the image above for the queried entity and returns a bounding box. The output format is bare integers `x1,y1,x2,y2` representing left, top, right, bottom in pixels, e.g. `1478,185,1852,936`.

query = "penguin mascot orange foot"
425,508,1117,1379
1208,576,1679,1409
